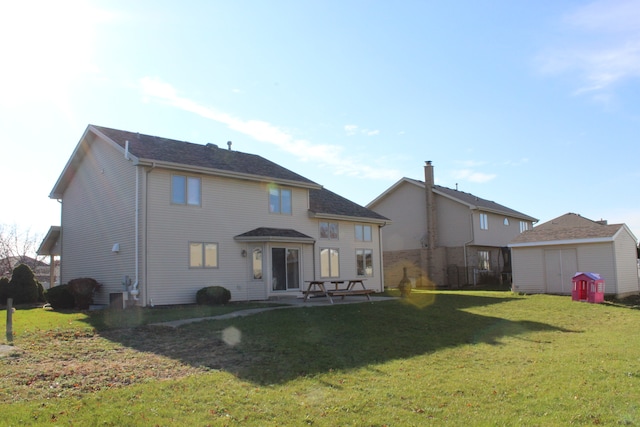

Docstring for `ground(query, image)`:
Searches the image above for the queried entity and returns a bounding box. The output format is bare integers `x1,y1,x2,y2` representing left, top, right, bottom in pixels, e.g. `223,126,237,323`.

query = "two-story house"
39,125,389,306
367,161,538,288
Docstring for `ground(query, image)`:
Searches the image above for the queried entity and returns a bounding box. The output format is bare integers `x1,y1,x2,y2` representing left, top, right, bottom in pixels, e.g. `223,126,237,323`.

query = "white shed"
509,213,639,298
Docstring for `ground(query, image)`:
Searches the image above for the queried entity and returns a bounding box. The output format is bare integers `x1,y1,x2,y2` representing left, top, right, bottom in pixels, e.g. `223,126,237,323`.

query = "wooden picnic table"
303,279,374,303
328,279,374,301
303,280,333,303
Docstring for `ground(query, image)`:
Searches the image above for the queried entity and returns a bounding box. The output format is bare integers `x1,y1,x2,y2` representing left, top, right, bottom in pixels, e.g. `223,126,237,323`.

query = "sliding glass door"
271,247,300,291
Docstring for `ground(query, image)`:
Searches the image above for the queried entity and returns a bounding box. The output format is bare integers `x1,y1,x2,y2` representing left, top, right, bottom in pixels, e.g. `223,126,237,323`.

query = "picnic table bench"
303,279,374,303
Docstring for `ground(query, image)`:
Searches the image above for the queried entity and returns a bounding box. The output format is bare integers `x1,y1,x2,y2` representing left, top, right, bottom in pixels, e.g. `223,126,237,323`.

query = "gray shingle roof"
511,213,623,244
310,188,389,222
92,125,318,186
90,125,386,222
234,227,314,242
434,185,536,221
404,178,537,222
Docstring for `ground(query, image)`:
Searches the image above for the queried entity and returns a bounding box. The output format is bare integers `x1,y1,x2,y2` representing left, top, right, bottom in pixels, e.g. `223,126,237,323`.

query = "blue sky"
2,0,639,244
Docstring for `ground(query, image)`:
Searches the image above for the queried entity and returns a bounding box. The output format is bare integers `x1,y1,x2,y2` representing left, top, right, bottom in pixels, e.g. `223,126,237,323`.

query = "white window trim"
356,248,374,277
171,174,201,206
189,242,219,269
480,213,488,230
320,247,340,278
268,187,292,215
319,221,339,240
478,250,490,271
355,224,372,242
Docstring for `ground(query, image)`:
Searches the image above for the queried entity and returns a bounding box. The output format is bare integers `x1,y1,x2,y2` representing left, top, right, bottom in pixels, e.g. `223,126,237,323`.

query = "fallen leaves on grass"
0,325,247,403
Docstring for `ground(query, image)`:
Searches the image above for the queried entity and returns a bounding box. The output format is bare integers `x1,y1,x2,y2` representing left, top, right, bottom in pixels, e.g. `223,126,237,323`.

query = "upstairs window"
479,213,488,230
269,187,292,214
520,221,530,232
320,221,339,239
503,218,509,226
172,175,201,206
355,224,372,242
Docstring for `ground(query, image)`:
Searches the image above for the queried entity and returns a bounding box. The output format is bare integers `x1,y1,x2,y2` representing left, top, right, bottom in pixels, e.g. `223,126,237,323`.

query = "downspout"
124,141,140,302
144,163,156,306
133,166,139,300
378,222,387,292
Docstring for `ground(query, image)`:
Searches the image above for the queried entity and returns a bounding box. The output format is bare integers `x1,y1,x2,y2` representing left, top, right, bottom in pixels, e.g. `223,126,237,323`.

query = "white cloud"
139,77,400,180
344,124,359,135
451,169,497,184
344,124,380,137
567,0,640,33
538,0,640,95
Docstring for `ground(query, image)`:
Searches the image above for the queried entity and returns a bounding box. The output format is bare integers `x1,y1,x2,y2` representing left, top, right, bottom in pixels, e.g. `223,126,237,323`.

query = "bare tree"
0,224,44,277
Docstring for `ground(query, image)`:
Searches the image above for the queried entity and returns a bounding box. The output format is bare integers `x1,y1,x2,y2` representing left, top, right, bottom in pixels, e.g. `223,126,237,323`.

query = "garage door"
544,248,578,294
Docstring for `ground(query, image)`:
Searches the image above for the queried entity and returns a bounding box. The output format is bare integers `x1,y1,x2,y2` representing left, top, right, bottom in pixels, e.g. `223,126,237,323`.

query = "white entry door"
544,248,578,294
249,246,267,300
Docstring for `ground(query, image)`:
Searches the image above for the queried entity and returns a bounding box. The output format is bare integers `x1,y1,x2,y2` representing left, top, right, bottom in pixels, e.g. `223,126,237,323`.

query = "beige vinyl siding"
60,138,137,304
473,211,528,247
576,243,615,286
323,221,381,285
143,169,384,305
436,196,472,246
369,182,426,251
511,247,546,293
145,170,287,304
613,229,640,295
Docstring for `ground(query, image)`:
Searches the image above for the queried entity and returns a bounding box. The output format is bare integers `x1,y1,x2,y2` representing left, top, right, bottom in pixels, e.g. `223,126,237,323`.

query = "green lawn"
1,291,639,426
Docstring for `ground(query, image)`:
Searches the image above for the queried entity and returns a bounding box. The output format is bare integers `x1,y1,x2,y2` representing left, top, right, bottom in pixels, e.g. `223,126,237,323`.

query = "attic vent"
206,143,218,149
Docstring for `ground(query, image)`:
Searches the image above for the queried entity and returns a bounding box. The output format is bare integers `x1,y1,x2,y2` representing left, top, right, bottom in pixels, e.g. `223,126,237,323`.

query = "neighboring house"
367,161,538,288
0,256,58,287
509,213,640,297
38,125,389,306
36,226,61,288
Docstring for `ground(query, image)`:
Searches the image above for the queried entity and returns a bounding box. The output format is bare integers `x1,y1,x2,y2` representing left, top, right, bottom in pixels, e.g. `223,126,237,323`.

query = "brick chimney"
424,161,437,250
424,161,437,284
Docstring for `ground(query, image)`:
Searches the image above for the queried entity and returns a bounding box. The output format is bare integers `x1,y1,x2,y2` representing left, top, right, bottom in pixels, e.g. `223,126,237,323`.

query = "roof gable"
368,177,537,222
51,125,321,198
51,125,387,223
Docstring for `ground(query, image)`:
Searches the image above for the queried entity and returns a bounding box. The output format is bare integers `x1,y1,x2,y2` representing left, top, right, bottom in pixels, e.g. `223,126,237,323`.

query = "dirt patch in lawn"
0,325,249,404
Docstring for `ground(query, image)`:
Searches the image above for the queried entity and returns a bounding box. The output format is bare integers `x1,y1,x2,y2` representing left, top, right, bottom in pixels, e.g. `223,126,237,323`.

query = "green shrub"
0,277,9,305
68,278,101,309
45,284,76,310
196,286,231,305
9,264,40,304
